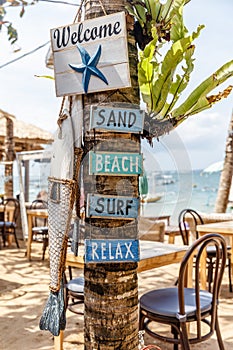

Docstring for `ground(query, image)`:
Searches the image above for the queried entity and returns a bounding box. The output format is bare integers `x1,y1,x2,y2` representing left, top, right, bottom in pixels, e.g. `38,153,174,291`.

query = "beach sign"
86,194,139,219
85,239,140,263
90,106,144,133
89,151,143,176
50,12,131,96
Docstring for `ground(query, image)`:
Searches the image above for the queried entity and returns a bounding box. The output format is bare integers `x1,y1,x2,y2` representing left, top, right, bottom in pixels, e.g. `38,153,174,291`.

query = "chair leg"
63,273,69,310
180,323,191,350
171,326,179,350
215,313,226,350
228,256,232,293
139,310,146,331
13,230,20,248
42,237,48,260
2,227,7,247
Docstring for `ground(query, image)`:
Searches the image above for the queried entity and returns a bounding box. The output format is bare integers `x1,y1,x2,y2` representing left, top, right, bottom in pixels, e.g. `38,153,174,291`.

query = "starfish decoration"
68,44,108,94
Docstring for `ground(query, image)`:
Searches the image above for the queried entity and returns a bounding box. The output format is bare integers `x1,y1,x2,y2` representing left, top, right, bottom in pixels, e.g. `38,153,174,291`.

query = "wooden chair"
154,215,181,244
30,199,48,260
178,208,232,292
139,233,227,350
64,266,84,315
138,217,165,242
0,198,20,248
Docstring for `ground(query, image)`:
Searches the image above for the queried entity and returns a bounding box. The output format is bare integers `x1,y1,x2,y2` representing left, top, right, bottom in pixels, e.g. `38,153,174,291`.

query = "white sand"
0,241,232,350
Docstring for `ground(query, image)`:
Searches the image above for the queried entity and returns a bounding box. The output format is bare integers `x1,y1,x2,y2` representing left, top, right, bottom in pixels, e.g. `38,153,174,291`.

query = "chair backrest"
3,198,20,224
30,199,48,227
178,208,204,245
177,233,227,336
138,217,165,242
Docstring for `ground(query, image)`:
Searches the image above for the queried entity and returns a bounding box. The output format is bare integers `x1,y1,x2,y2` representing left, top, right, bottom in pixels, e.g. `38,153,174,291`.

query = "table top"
197,220,233,235
66,241,189,273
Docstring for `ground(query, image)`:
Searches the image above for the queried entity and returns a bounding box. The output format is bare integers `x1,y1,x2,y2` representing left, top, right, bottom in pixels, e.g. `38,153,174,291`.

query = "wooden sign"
90,106,144,133
50,12,131,96
85,239,140,263
89,151,143,175
86,194,139,219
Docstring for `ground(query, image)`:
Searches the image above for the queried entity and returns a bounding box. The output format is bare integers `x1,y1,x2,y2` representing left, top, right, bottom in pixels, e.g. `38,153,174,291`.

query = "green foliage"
0,0,37,44
128,0,233,136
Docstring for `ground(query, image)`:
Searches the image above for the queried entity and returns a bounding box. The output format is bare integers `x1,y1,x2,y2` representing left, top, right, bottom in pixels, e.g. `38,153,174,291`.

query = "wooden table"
65,241,189,273
197,221,233,289
55,241,189,350
26,209,48,260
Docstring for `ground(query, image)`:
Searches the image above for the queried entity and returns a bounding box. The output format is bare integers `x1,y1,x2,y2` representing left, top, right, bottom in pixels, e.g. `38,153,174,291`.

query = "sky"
1,0,233,172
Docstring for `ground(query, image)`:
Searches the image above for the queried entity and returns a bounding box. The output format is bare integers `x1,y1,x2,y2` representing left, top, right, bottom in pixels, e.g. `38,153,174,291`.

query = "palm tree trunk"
214,109,233,213
82,1,140,349
4,116,14,197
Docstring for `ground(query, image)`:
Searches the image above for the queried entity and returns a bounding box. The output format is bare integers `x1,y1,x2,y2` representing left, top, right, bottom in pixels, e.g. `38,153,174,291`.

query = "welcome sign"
50,12,131,96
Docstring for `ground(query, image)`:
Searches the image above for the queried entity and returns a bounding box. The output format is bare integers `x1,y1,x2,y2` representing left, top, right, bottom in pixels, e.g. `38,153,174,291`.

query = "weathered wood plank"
90,105,144,133
89,151,143,175
85,239,139,263
55,63,131,96
51,11,131,96
86,193,139,219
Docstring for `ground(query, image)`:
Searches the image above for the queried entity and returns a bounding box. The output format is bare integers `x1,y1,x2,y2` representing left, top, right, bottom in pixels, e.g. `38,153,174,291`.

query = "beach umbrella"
202,161,223,174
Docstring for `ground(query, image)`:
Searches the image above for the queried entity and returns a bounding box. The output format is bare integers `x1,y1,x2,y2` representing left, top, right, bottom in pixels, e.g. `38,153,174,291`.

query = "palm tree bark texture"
214,109,233,213
4,116,14,197
82,0,140,349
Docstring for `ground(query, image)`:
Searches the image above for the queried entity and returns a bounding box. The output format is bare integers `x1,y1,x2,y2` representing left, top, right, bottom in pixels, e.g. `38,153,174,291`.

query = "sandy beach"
0,239,233,350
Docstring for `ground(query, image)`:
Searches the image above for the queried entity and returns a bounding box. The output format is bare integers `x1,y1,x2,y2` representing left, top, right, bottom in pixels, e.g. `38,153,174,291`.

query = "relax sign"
50,12,131,96
85,239,140,263
89,151,143,175
86,194,139,219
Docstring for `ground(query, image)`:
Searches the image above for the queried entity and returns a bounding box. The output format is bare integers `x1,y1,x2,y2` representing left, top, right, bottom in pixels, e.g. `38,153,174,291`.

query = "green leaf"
7,23,18,44
169,0,189,41
160,44,195,117
172,60,233,118
149,25,204,115
34,75,54,80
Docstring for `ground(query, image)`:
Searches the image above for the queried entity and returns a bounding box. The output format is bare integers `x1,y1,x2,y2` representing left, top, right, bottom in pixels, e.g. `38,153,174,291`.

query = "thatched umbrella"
0,109,54,197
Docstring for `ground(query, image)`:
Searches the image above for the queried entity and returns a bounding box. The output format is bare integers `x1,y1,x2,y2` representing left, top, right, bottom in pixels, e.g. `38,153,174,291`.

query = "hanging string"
95,89,133,107
73,0,108,23
73,0,85,23
57,97,67,128
98,0,108,16
68,95,73,116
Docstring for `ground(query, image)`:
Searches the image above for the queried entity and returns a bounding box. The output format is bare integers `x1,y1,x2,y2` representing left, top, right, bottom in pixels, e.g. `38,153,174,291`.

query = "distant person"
37,190,48,202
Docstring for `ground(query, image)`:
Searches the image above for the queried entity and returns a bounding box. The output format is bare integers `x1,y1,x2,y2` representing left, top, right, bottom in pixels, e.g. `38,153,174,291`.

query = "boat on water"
140,194,162,204
156,174,175,185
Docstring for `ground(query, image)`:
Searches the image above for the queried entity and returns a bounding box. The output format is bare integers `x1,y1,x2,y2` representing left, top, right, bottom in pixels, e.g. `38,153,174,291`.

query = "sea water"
1,162,228,226
141,170,229,225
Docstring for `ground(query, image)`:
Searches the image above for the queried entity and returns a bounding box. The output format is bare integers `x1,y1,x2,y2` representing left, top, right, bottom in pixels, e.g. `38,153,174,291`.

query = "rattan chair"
178,208,232,292
0,198,20,248
139,233,227,350
30,199,48,260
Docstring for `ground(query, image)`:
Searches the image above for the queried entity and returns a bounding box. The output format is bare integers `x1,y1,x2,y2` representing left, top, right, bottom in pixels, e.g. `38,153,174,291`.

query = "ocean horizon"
1,162,229,227
140,169,230,225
